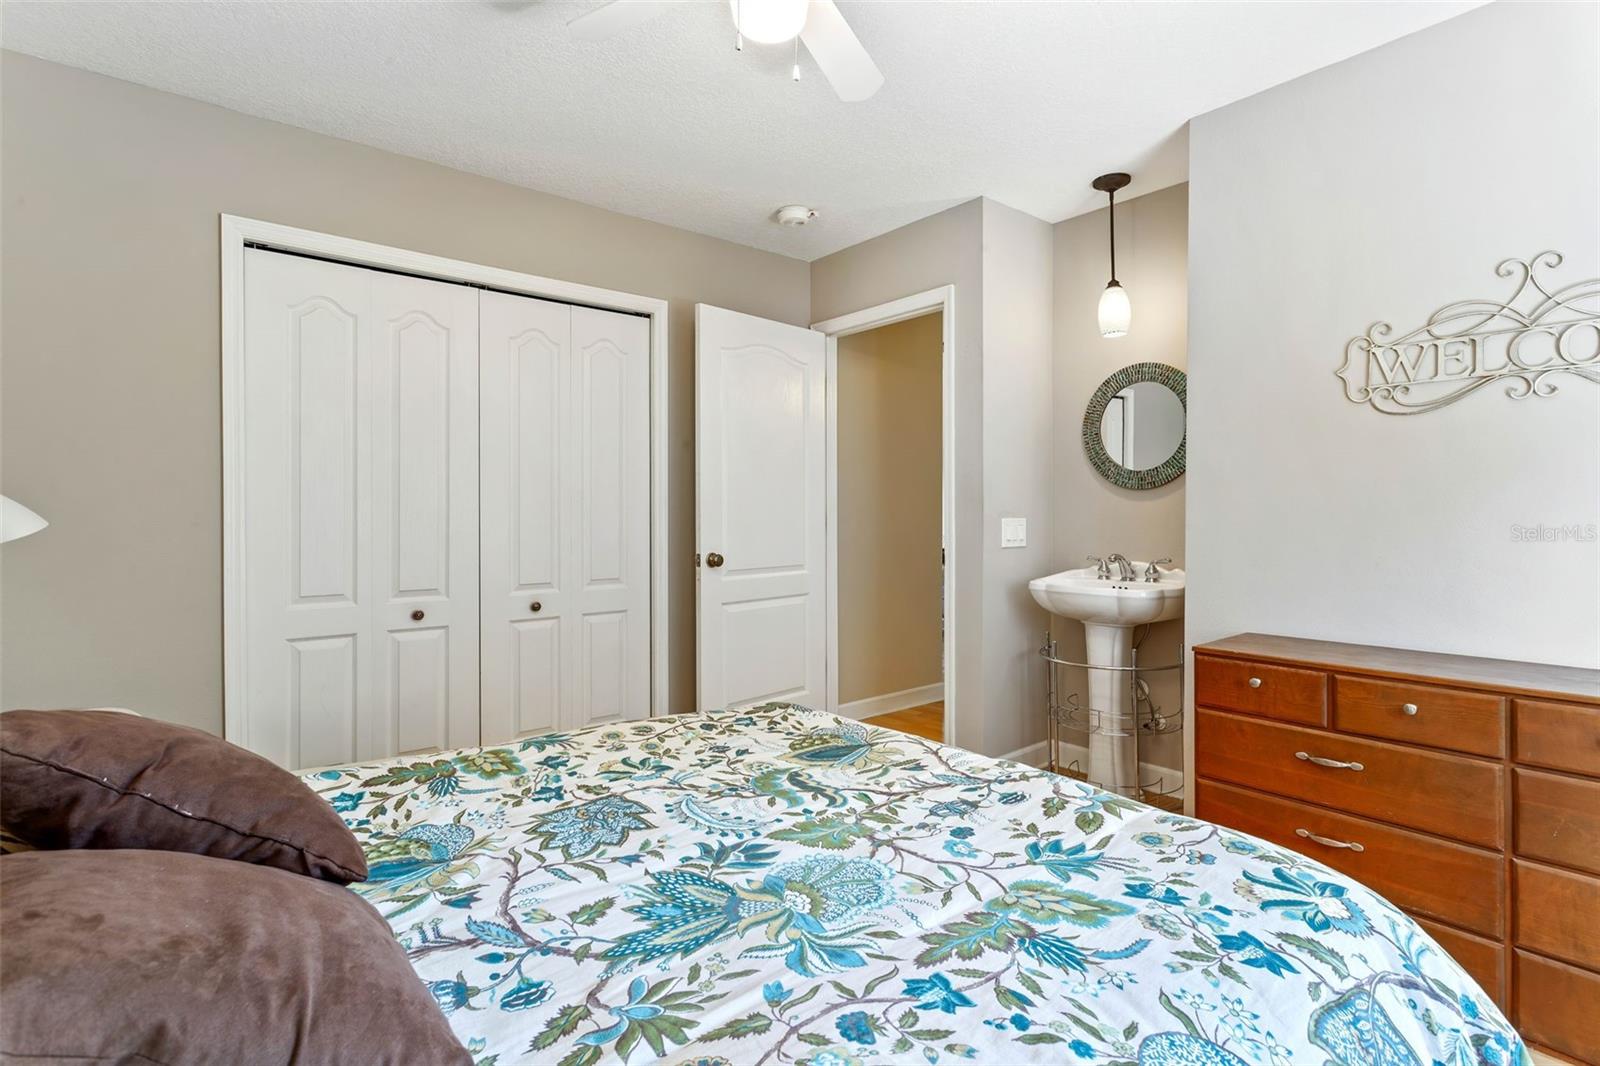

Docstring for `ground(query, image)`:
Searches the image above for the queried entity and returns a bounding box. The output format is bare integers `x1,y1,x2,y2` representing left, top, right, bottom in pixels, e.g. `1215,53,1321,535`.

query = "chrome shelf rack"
1040,631,1184,803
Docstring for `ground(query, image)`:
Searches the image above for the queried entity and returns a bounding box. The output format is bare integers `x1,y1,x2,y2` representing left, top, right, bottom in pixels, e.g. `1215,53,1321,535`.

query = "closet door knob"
706,552,725,568
410,610,425,622
530,601,542,613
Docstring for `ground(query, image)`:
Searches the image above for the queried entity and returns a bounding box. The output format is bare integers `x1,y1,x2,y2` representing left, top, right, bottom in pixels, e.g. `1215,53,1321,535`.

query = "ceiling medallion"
1338,252,1600,415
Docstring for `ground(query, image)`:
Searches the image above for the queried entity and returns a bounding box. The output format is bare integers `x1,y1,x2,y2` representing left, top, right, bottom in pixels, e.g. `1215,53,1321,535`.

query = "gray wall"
1053,184,1188,772
811,201,989,750
1186,0,1600,790
812,198,1057,760
836,313,943,705
0,52,811,733
978,200,1056,759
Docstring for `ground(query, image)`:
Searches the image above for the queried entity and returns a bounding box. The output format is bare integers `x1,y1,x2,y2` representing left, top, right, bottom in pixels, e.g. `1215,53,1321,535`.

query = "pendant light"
1093,172,1132,339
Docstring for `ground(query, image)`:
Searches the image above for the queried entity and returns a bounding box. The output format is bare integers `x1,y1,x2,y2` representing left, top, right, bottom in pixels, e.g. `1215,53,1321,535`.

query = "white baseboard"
999,740,1051,767
837,682,944,721
999,738,1184,799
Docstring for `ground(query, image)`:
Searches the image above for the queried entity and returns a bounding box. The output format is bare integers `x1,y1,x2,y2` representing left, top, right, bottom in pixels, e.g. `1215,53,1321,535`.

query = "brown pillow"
0,709,367,883
0,849,469,1066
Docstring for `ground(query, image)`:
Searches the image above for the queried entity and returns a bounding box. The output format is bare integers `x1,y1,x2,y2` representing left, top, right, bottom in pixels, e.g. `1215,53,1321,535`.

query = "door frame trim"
220,215,672,746
812,286,956,746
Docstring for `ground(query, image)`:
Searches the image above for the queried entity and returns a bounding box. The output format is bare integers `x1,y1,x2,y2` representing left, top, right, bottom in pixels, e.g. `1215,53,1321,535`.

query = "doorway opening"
814,287,956,746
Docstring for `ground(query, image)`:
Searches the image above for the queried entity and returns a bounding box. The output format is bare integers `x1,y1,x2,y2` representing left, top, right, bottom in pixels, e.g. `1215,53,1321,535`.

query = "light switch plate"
1000,517,1027,548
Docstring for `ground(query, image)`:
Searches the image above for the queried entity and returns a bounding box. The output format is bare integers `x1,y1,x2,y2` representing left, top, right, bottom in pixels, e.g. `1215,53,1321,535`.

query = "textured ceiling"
3,0,1482,260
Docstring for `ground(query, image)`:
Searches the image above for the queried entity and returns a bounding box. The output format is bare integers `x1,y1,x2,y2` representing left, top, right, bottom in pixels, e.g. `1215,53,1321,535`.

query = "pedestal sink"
1029,565,1184,796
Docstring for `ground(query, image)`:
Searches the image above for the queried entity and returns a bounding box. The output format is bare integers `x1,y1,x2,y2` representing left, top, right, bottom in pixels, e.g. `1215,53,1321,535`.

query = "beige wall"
1051,183,1188,772
811,200,988,750
836,313,943,705
813,198,1057,761
0,52,810,733
979,200,1056,760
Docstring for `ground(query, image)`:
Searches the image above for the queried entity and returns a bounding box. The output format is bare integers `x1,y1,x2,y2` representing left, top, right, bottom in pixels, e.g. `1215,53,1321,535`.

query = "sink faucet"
1144,558,1172,582
1104,553,1136,582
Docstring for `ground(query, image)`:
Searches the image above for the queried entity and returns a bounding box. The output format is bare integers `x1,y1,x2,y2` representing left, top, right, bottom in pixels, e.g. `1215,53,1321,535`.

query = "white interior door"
695,304,826,711
240,249,478,768
479,291,650,741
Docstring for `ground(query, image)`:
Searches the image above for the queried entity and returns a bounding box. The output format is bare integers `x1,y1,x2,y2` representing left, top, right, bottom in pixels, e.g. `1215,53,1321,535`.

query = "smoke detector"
774,205,818,227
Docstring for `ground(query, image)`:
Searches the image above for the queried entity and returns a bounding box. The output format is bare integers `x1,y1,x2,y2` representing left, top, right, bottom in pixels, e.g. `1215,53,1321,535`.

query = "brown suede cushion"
0,849,469,1066
0,709,366,884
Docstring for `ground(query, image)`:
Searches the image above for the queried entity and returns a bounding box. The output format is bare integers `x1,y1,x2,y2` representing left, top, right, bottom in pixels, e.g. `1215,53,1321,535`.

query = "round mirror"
1083,362,1186,489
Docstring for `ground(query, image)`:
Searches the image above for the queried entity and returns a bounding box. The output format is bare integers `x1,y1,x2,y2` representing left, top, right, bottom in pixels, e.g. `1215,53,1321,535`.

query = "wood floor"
862,701,943,741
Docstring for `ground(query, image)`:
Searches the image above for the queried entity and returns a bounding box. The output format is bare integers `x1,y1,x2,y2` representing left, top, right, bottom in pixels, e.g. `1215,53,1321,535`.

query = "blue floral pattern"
304,704,1525,1066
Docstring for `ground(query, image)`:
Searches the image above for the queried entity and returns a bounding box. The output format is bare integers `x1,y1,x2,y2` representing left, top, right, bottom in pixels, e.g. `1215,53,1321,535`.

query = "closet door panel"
389,627,449,755
242,250,374,769
570,306,650,729
514,618,562,737
371,274,480,758
290,634,359,769
481,292,572,742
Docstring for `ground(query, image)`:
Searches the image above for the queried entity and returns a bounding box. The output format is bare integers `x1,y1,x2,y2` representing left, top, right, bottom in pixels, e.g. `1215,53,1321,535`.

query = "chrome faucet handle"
1086,555,1111,580
1144,558,1172,582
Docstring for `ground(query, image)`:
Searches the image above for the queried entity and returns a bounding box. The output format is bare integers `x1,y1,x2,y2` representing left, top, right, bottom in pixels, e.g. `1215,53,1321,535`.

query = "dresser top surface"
1195,633,1600,704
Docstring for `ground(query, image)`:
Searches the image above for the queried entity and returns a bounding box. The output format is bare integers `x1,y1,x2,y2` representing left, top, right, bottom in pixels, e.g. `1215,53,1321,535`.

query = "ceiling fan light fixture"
730,0,810,44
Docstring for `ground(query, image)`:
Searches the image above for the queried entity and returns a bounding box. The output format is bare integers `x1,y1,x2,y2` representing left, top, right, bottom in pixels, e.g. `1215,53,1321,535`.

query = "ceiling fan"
567,0,884,101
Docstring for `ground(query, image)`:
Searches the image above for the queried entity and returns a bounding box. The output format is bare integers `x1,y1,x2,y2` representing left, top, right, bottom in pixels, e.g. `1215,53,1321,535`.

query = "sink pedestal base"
1084,622,1139,797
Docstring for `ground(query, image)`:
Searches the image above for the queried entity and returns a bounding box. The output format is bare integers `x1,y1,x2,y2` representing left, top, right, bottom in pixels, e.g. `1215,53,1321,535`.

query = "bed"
303,705,1526,1066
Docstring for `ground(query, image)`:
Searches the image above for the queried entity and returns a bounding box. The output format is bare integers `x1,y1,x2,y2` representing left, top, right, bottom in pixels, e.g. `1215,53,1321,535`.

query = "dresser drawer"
1195,710,1504,848
1413,917,1505,1007
1515,768,1600,876
1196,779,1503,936
1333,675,1504,757
1514,698,1600,777
1515,860,1600,971
1195,655,1326,726
1515,951,1600,1065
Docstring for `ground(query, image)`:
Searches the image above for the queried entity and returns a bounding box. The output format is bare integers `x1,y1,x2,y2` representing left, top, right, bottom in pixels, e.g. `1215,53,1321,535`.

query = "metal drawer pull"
1295,751,1364,771
1247,677,1262,689
1296,827,1365,852
1401,702,1419,716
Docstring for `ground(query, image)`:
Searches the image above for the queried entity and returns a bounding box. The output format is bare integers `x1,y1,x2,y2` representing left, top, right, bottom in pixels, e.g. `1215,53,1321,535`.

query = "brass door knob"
410,610,425,622
706,552,725,568
530,601,542,613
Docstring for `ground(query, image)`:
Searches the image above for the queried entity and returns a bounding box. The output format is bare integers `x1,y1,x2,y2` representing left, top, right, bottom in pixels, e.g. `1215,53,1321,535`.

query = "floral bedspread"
303,705,1525,1066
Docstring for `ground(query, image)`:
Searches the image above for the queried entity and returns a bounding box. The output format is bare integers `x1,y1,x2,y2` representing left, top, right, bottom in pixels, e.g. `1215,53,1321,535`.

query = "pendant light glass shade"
1098,280,1131,339
729,0,809,43
0,495,48,544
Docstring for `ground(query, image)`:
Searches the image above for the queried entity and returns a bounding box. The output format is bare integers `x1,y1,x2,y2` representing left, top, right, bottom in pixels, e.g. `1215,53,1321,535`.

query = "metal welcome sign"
1338,252,1600,415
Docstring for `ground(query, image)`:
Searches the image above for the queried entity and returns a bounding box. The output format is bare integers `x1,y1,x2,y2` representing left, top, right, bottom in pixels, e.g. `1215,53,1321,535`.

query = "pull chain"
792,37,800,82
735,0,743,50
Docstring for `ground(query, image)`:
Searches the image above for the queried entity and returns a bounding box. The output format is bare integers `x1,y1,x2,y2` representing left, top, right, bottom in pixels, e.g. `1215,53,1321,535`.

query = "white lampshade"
1,495,48,544
1098,281,1131,339
729,0,809,43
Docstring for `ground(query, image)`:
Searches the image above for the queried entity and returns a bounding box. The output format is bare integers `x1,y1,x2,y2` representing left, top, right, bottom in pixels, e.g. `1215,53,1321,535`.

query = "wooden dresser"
1193,633,1600,1064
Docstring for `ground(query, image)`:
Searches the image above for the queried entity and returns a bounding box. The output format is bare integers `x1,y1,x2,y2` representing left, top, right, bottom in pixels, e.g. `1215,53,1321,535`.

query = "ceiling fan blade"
800,0,883,101
567,1,665,42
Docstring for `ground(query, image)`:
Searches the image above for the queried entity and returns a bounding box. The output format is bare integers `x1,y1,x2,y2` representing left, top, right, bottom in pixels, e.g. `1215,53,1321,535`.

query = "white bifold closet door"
479,291,651,743
240,249,479,769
